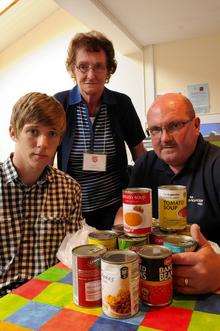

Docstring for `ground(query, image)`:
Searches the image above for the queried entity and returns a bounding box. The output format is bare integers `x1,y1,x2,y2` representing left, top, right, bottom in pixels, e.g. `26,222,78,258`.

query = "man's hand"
172,224,220,294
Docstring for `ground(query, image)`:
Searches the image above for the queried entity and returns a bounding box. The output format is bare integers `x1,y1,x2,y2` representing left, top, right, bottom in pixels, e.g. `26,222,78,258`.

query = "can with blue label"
163,235,197,253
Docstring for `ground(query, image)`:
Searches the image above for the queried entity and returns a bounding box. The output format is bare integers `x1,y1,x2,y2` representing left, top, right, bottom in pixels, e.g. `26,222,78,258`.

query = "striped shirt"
0,156,82,290
67,101,122,212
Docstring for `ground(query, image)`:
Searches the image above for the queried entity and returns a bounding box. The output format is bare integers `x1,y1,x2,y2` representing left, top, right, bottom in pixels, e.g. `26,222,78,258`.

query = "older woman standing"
55,31,145,230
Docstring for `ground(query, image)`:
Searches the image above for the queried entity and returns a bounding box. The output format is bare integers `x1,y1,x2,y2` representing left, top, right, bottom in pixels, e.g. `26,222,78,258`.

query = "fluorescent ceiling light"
0,0,19,15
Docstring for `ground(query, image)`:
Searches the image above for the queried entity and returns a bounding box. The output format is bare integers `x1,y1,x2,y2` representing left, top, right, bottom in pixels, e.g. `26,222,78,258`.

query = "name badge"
83,152,107,172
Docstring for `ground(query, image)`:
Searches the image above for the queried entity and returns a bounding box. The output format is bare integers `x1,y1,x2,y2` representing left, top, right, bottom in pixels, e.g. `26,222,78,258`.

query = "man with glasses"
115,92,220,294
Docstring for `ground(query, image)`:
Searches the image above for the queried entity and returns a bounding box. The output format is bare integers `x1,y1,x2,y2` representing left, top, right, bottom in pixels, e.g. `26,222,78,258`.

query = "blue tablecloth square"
60,272,73,284
6,301,61,329
194,293,220,314
89,317,138,330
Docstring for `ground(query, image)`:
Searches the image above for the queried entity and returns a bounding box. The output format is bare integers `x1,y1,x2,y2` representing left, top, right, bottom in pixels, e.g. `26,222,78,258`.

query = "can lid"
158,185,186,190
88,230,116,240
112,224,124,231
72,244,106,257
164,235,196,247
138,245,171,258
118,234,148,242
101,249,138,263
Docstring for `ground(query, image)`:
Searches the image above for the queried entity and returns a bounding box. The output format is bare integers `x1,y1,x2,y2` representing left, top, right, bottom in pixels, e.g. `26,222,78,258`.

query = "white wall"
0,9,145,162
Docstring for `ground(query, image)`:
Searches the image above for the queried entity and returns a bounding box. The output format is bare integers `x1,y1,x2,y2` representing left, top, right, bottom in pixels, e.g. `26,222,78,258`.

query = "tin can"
112,224,124,236
150,227,168,245
163,235,197,253
123,188,152,237
101,250,139,318
176,224,191,236
158,185,187,231
88,231,117,250
118,234,149,250
138,245,172,306
72,244,106,307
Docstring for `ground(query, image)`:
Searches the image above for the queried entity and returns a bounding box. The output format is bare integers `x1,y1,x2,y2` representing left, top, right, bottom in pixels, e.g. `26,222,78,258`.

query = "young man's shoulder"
49,166,81,189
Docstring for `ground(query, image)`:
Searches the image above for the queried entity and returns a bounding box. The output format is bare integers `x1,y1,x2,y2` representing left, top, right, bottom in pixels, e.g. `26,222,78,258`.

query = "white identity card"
83,152,107,171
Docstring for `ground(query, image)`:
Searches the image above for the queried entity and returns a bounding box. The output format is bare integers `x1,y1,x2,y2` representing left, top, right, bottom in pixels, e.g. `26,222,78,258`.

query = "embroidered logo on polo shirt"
188,195,204,206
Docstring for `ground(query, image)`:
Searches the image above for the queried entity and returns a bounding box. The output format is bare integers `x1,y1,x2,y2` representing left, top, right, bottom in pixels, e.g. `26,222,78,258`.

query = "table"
0,263,220,331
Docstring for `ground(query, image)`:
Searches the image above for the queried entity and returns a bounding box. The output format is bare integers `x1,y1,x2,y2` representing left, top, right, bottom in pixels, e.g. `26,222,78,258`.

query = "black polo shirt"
129,134,220,244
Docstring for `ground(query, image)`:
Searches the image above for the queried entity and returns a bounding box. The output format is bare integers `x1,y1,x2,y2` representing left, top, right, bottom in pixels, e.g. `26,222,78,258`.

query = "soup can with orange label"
123,188,152,237
158,185,187,231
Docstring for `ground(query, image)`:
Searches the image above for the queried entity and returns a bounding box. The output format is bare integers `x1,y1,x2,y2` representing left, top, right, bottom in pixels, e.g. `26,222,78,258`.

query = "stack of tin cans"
71,185,197,318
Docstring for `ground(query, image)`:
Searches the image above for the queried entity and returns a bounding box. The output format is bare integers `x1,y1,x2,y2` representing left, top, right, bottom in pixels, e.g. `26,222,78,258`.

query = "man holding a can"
115,92,220,295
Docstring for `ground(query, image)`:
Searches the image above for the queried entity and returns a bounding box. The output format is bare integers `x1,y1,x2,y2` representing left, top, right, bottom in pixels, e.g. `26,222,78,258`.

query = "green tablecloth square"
138,326,161,331
33,282,72,307
188,311,220,331
36,265,69,282
172,297,195,310
0,294,28,320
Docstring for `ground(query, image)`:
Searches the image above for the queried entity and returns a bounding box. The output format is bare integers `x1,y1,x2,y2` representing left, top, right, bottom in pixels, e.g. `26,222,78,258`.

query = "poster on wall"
200,113,220,147
187,83,210,114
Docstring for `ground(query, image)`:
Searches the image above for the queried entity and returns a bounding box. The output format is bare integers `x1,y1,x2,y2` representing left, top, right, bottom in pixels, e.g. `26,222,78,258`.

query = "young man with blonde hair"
0,92,82,297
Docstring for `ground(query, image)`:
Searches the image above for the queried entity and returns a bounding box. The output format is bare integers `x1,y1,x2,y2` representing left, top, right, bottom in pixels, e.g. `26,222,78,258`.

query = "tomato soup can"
88,231,117,250
101,250,139,318
163,235,197,253
123,188,152,237
138,245,173,306
72,244,106,307
118,234,149,250
158,185,187,231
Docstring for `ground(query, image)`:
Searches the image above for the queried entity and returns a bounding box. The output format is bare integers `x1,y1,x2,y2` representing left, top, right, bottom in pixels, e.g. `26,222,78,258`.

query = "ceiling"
1,0,220,54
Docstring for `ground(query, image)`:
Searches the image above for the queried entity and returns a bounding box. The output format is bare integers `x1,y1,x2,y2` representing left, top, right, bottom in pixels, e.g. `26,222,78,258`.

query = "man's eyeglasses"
146,119,194,137
75,63,107,74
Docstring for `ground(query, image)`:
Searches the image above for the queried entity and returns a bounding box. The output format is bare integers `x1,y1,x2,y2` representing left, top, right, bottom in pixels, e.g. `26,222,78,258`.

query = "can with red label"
72,244,106,307
150,227,168,245
123,188,152,237
138,245,173,306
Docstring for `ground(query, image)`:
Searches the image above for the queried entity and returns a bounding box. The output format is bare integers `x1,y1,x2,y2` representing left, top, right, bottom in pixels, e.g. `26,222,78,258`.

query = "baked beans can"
118,234,149,250
123,188,152,237
88,231,117,250
101,250,139,318
138,245,173,306
163,235,197,253
158,185,187,231
72,244,106,307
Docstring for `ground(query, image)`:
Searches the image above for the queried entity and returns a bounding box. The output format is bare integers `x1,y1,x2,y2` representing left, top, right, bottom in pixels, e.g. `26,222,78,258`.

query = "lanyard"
79,104,107,154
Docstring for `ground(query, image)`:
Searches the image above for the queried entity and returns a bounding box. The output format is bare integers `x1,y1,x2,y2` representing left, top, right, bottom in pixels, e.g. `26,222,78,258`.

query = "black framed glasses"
146,119,194,137
75,63,107,74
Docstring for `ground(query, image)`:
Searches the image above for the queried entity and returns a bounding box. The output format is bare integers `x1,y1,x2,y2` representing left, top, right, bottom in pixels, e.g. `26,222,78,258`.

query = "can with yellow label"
158,185,187,231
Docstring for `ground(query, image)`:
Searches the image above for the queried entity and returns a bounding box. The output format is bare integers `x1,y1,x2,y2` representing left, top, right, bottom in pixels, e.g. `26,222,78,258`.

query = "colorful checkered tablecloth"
0,263,220,331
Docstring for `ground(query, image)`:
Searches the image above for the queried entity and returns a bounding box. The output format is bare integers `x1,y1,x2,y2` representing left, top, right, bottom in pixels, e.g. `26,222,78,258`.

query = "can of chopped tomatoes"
138,245,173,306
72,244,106,307
123,188,152,237
101,250,139,318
